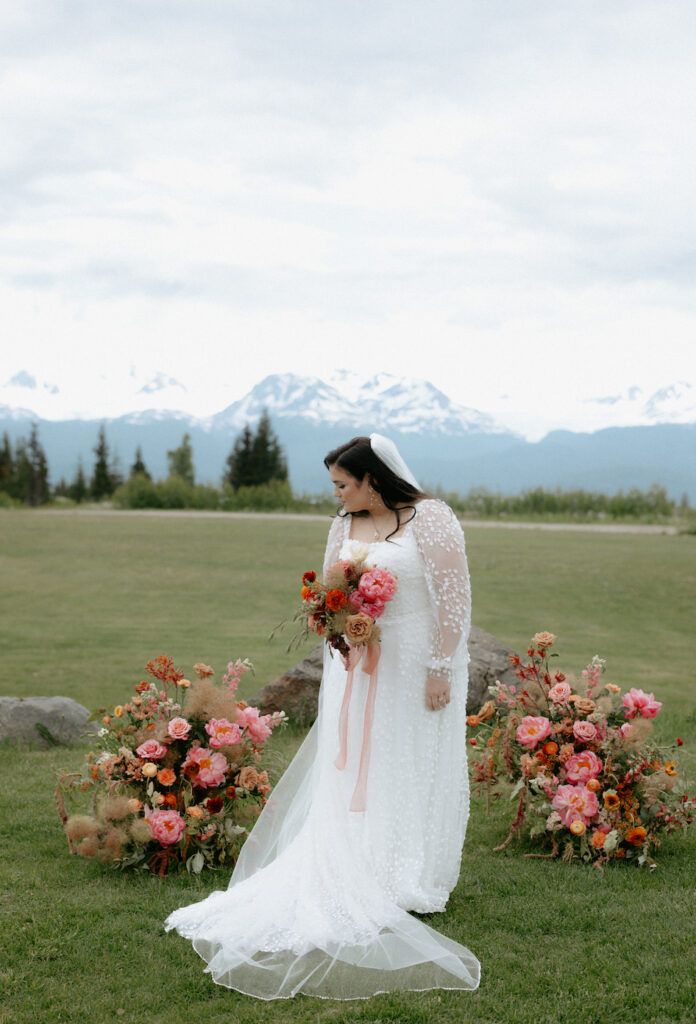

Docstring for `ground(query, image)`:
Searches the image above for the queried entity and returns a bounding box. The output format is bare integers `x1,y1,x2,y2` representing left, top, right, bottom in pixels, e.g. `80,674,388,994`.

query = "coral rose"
236,766,259,790
565,750,603,784
591,830,607,849
157,768,176,786
622,687,662,719
167,716,191,740
358,568,397,603
182,747,228,788
326,589,348,611
516,716,552,749
193,662,215,679
549,682,572,704
147,809,186,848
135,739,167,761
551,783,599,826
532,631,556,650
573,720,599,745
205,717,243,748
344,613,374,645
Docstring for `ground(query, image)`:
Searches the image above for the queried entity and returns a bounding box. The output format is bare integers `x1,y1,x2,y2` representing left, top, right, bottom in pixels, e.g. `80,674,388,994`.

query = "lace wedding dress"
165,499,480,999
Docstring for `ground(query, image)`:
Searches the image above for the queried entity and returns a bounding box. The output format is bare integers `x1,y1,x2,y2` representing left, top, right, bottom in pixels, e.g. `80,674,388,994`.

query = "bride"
165,433,481,999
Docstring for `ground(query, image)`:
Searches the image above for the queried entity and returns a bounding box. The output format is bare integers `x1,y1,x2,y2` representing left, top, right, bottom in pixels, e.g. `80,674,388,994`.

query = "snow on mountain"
583,381,696,428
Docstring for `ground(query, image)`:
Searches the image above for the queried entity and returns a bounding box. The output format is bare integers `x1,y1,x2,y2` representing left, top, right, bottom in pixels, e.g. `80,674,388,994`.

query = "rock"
250,626,520,722
0,696,97,747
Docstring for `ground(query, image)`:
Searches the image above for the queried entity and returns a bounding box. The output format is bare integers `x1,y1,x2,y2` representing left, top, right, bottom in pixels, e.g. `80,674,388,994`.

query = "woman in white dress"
165,433,480,1000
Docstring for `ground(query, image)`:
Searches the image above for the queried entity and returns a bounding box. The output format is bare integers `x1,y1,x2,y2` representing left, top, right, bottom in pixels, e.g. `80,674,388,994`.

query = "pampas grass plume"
65,815,100,841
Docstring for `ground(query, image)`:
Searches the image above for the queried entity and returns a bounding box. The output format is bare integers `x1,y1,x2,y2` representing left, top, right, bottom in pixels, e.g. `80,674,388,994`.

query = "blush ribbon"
334,642,381,812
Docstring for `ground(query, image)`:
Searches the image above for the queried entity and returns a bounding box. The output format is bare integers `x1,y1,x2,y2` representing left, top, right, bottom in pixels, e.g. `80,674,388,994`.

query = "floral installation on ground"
56,655,286,875
293,545,397,658
467,633,693,868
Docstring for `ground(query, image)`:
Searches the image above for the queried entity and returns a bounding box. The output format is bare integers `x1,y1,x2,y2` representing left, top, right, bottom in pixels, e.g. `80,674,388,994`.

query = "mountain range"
1,371,694,500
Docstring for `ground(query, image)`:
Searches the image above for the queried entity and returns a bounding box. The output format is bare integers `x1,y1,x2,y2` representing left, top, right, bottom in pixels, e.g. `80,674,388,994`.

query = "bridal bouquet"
56,655,286,875
468,633,693,868
299,548,397,657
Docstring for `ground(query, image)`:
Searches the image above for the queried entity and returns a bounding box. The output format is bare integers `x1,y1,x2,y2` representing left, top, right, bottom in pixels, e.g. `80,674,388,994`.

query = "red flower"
162,793,178,809
326,589,348,611
206,796,223,814
302,571,317,584
677,737,684,746
225,786,237,800
301,586,312,601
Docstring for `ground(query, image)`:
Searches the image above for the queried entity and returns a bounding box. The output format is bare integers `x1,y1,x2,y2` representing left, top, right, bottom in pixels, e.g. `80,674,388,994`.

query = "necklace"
369,510,396,541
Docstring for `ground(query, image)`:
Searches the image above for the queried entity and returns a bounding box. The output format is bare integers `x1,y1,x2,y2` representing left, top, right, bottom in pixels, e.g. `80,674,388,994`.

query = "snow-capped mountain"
583,381,696,427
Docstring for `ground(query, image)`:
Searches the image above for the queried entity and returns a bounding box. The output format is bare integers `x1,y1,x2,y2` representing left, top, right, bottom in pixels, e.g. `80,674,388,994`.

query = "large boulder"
250,626,519,722
0,696,97,747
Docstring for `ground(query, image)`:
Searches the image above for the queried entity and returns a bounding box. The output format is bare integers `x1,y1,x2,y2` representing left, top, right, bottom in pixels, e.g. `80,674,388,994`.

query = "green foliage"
0,431,13,491
221,478,295,511
129,445,151,480
90,424,116,500
0,423,50,505
225,410,288,489
439,482,680,522
167,432,195,485
112,475,220,510
69,460,88,503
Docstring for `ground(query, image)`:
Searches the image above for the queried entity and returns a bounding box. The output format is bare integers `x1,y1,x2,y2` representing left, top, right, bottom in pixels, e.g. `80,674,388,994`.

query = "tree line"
0,410,288,507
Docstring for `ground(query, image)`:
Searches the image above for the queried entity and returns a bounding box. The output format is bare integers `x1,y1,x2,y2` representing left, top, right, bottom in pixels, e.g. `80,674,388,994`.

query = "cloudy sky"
2,0,696,437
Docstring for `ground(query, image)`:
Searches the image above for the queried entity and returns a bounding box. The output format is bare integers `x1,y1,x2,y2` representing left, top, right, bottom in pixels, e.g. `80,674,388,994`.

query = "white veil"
369,433,421,490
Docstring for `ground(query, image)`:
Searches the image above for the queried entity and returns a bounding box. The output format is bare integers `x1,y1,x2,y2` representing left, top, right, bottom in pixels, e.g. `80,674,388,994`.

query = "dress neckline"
345,510,415,546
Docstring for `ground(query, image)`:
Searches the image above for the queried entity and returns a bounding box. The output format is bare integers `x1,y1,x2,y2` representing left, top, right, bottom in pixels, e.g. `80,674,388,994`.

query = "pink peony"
565,750,603,784
516,715,552,749
573,720,599,745
235,706,273,744
183,746,228,788
167,716,191,740
205,717,242,748
135,739,168,761
622,687,662,719
348,592,365,610
548,682,572,704
358,569,397,604
147,809,186,847
552,783,599,827
362,600,385,620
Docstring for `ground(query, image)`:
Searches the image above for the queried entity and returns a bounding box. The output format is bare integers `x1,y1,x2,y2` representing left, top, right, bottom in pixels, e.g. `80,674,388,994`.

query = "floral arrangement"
468,633,693,868
56,655,286,875
298,547,397,657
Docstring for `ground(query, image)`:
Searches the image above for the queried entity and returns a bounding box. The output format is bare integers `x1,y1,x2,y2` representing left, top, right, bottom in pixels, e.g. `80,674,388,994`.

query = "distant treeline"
0,418,693,523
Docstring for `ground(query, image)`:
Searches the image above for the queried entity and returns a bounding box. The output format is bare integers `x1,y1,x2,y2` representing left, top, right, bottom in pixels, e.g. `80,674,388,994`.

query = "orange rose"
466,715,480,727
178,678,191,688
532,631,556,650
157,768,176,786
571,697,596,715
625,826,647,845
301,586,312,600
186,805,204,819
344,613,374,645
193,662,214,679
326,589,348,612
591,830,607,849
236,766,260,790
477,700,496,722
605,683,620,694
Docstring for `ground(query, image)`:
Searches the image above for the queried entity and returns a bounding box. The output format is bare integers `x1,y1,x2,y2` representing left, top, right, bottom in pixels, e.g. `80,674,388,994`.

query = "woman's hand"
426,676,451,711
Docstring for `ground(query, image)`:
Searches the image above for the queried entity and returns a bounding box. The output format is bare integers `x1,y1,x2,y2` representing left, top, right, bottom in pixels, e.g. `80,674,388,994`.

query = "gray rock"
251,626,520,722
0,696,97,747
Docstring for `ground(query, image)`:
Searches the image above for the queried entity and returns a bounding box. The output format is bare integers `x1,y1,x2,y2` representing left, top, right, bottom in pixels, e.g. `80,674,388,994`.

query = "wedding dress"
165,499,480,999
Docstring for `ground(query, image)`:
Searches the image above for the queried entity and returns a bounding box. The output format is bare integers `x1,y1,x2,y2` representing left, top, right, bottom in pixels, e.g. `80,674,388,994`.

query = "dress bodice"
339,526,432,622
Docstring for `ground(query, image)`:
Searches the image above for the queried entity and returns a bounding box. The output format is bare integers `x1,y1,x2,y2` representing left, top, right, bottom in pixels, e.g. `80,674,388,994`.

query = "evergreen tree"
129,445,151,480
70,460,88,503
225,412,288,489
12,439,32,504
0,433,13,493
110,451,124,492
225,425,256,489
26,424,50,505
54,477,70,498
90,425,114,500
167,433,195,485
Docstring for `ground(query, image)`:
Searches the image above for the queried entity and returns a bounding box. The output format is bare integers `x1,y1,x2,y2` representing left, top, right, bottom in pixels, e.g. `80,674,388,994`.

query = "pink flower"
516,715,552,749
167,716,191,740
147,809,186,847
622,687,662,719
620,722,632,738
358,569,397,603
363,600,385,620
572,720,599,745
552,784,599,827
565,750,603,784
205,717,242,748
182,746,228,788
348,592,365,610
548,682,572,704
135,739,168,761
235,706,273,744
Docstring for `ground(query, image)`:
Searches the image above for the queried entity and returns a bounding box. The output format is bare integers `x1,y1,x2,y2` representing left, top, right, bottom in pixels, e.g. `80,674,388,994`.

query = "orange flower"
225,785,237,800
466,715,480,727
301,586,312,600
157,768,176,786
102,715,111,725
302,571,317,584
114,706,124,718
186,805,204,819
665,762,677,776
162,793,178,808
591,830,607,849
542,741,559,756
532,631,556,650
570,820,586,836
477,700,496,722
193,662,214,679
606,683,620,694
326,589,348,611
604,791,620,810
625,826,647,846
178,678,191,688
586,778,601,793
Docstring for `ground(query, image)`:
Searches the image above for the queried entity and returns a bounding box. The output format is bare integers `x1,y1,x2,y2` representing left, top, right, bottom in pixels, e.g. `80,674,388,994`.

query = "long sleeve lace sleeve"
412,499,471,681
322,515,346,578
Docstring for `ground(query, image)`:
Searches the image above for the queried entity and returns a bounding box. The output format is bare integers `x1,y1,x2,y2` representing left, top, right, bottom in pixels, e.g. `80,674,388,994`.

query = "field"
1,510,695,1024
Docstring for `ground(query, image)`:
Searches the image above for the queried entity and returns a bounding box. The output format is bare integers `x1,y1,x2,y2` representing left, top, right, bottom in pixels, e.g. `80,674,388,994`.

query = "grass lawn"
1,510,695,1024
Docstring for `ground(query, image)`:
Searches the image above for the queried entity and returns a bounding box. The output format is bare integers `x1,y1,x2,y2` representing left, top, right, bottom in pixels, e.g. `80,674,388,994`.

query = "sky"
2,0,696,438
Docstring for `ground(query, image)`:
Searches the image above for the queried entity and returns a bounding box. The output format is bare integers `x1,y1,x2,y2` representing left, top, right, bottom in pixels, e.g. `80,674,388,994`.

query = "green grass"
1,510,695,1024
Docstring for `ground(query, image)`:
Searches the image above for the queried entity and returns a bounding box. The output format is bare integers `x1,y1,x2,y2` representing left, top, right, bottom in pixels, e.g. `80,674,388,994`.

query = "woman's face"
328,463,371,513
